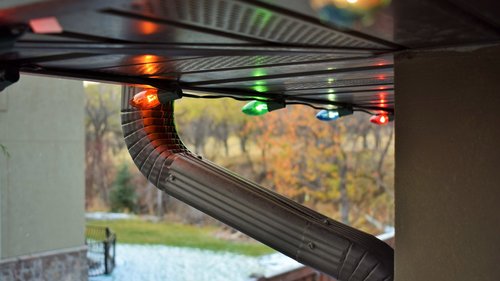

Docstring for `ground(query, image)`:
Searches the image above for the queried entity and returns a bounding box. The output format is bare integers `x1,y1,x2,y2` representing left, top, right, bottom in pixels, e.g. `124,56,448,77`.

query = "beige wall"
395,45,500,281
0,75,85,258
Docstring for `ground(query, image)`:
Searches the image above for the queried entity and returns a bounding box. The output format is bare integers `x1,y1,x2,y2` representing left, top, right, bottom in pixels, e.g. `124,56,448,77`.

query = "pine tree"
110,164,137,213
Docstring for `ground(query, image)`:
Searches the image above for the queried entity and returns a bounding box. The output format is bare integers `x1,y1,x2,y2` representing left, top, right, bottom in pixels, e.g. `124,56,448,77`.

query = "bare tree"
85,83,120,208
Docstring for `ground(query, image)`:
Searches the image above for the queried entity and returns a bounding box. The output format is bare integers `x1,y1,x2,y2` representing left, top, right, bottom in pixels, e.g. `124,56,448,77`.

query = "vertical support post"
395,44,500,281
104,227,110,275
112,232,116,271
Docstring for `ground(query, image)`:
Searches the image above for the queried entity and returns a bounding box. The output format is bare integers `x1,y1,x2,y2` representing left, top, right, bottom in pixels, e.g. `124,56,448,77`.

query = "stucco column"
395,45,500,281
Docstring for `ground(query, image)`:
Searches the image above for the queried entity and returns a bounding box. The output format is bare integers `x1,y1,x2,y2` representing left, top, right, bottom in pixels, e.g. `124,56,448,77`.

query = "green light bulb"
242,100,269,116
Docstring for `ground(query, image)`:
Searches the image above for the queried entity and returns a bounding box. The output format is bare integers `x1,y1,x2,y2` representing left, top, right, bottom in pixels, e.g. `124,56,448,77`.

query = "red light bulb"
370,114,390,125
129,89,161,109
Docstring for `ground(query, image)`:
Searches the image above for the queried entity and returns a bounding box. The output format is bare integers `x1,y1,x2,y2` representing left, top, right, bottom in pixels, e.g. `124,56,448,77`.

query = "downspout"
121,86,394,281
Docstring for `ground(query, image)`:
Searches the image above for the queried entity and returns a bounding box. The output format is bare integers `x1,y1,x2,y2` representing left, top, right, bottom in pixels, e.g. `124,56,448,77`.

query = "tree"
84,83,121,208
174,98,249,158
243,105,394,231
109,164,137,213
174,98,214,155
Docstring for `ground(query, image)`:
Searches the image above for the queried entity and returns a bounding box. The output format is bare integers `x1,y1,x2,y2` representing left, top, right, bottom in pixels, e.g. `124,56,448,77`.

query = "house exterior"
0,75,87,280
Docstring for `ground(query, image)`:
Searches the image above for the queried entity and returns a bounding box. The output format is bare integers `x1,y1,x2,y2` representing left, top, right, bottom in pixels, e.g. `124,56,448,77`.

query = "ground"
90,244,302,281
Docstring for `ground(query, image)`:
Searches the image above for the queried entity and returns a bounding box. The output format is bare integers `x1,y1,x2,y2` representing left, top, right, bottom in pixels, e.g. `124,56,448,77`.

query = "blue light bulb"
316,108,353,121
316,110,340,121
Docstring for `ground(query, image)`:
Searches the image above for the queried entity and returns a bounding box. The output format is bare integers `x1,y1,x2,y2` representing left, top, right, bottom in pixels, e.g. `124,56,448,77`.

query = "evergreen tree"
110,164,137,213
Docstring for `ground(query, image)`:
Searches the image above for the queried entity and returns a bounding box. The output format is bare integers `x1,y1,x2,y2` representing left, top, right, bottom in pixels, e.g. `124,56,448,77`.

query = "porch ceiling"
2,0,499,112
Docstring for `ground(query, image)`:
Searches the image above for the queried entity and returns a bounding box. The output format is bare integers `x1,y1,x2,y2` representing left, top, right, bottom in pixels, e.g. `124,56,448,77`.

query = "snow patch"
90,244,302,281
86,212,136,221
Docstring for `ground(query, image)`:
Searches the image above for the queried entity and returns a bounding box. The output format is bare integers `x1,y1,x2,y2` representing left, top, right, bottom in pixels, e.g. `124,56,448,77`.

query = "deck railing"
85,225,116,276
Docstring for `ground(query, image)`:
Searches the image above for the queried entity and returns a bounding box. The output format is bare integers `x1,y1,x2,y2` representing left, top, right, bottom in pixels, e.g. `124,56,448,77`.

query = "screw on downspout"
167,174,176,182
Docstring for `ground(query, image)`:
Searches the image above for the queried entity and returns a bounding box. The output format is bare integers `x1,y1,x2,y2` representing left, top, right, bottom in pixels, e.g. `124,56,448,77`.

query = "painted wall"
395,45,500,281
0,75,85,258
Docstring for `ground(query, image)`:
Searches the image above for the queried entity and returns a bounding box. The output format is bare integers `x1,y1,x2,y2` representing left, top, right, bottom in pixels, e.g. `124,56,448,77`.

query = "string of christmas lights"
129,88,393,126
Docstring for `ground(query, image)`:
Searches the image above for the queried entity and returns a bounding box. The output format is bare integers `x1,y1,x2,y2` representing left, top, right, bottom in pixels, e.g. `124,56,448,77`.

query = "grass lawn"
87,219,274,256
